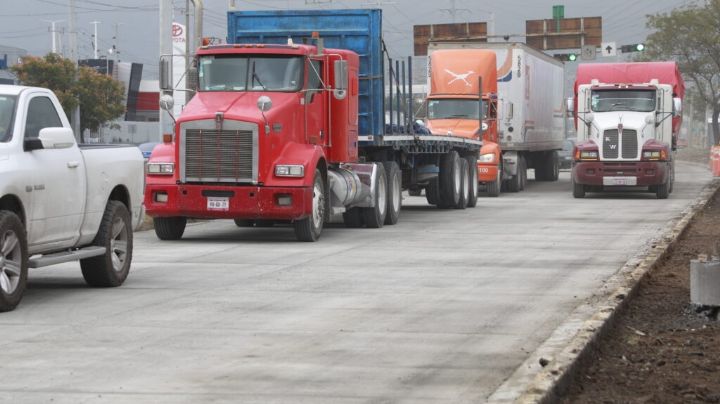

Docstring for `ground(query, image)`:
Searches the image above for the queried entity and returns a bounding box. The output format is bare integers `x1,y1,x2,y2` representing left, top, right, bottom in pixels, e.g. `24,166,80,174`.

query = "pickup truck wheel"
342,207,364,228
572,178,586,198
154,217,187,240
383,161,402,225
455,158,469,209
0,212,28,313
425,178,440,206
466,156,479,207
439,150,461,208
294,169,325,241
80,201,132,287
362,163,387,228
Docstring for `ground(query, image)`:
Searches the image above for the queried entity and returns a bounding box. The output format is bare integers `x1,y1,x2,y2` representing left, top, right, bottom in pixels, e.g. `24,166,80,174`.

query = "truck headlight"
147,163,175,175
478,153,495,163
577,150,599,161
275,164,304,177
642,150,667,161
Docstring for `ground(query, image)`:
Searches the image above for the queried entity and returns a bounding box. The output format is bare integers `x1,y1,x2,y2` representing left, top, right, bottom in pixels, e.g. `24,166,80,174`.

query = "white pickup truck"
0,85,145,312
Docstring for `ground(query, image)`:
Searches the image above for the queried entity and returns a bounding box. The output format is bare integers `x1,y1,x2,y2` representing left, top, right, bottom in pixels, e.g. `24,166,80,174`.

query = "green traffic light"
636,43,645,51
568,54,577,61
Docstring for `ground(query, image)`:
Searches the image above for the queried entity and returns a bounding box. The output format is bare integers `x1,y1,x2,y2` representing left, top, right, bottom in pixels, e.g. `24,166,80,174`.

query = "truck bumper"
144,184,312,220
477,163,498,183
573,161,669,187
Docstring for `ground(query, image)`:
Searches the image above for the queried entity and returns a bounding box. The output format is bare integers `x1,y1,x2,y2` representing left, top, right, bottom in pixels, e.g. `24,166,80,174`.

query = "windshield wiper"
251,61,266,91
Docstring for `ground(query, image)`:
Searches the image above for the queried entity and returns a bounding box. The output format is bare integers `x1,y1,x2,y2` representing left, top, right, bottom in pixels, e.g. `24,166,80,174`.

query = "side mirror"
333,60,348,99
159,55,173,91
38,127,75,149
585,112,595,124
159,94,175,112
415,119,425,127
672,97,682,117
257,95,273,113
566,97,575,115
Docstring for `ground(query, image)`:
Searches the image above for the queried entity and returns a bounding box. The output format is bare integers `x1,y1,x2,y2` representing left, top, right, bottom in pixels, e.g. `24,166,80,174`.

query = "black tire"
519,156,528,191
234,219,253,227
572,178,586,198
439,150,461,208
0,211,28,313
254,220,275,227
408,188,422,197
455,158,469,209
383,161,402,225
668,162,675,194
507,157,522,193
656,176,670,199
80,201,132,287
466,156,479,208
342,207,364,228
549,151,560,181
362,163,387,228
537,151,559,181
294,169,326,242
154,216,187,240
486,163,501,197
426,178,440,206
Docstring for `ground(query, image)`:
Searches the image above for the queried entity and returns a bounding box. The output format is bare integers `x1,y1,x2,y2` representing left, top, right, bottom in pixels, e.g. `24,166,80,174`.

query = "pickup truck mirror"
38,127,76,150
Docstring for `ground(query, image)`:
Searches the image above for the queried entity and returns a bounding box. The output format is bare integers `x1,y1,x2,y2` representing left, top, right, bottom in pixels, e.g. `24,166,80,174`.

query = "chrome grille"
621,129,638,159
184,128,256,183
603,129,619,159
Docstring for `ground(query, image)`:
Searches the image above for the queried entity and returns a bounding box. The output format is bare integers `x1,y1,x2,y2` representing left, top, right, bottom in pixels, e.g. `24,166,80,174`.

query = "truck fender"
479,142,501,163
271,142,327,188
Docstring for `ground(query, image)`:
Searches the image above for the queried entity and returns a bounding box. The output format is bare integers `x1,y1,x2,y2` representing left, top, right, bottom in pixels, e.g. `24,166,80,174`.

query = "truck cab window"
24,96,62,139
428,99,483,120
590,90,656,113
199,55,303,92
0,95,17,143
306,60,323,102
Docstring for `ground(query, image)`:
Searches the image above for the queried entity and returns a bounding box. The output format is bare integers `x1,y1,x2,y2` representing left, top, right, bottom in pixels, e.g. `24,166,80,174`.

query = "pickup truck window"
24,96,63,139
0,95,17,142
199,55,303,92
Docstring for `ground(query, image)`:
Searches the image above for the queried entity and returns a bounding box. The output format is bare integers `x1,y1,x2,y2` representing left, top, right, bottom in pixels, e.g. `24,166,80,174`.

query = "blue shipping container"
227,9,384,137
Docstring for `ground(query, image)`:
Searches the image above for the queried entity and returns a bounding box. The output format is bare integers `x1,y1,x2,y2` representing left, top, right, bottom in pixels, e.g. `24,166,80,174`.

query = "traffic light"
620,43,645,53
553,53,578,62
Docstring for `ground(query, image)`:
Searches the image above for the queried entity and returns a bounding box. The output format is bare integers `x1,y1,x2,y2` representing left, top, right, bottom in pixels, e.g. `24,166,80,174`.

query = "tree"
12,54,126,141
644,0,720,145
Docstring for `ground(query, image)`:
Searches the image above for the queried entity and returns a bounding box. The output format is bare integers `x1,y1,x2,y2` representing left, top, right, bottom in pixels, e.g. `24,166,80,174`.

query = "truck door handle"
67,161,80,168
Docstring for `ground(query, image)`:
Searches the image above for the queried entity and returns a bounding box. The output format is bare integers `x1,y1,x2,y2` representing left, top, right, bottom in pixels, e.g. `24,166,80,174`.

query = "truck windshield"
0,95,17,143
591,90,656,113
198,55,303,92
427,99,486,120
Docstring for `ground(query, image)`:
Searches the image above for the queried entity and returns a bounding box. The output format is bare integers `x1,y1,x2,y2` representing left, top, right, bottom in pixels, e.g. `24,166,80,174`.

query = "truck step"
29,246,107,268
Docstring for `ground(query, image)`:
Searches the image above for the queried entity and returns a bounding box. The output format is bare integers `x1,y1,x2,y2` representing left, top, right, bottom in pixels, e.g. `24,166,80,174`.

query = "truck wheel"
455,158,469,209
80,201,132,287
383,161,402,225
408,188,422,197
572,178,586,198
154,217,187,240
342,207,364,228
362,163,387,228
669,162,675,194
656,177,670,199
549,151,560,181
486,163,501,197
425,178,440,206
294,169,325,241
439,150,461,208
519,156,528,191
234,219,253,227
466,156,479,207
507,158,522,193
0,211,28,313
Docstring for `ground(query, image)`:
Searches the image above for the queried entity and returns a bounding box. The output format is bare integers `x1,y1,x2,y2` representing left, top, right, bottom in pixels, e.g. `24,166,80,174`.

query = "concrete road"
0,162,712,403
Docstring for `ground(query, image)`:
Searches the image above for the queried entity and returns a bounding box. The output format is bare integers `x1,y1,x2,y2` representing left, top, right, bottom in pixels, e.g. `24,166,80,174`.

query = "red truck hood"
426,118,479,139
178,91,298,124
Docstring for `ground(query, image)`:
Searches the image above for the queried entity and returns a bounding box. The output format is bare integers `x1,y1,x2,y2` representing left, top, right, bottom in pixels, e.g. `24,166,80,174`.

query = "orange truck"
425,42,566,196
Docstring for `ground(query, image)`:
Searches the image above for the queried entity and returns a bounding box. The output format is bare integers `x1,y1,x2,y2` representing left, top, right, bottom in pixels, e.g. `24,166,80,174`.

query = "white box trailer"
428,42,566,189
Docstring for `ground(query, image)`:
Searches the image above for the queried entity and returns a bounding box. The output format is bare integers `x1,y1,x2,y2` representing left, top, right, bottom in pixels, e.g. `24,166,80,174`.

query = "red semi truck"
144,9,481,242
570,62,685,199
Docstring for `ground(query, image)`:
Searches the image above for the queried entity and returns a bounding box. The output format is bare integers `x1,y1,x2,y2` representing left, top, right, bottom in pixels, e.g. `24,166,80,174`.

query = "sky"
0,0,695,80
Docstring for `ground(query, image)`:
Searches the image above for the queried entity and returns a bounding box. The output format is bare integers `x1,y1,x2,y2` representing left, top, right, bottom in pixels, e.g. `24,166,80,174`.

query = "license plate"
603,176,637,186
207,197,229,211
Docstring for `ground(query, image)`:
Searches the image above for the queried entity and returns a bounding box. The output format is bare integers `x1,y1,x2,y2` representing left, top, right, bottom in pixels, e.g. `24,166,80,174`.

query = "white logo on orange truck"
445,69,474,87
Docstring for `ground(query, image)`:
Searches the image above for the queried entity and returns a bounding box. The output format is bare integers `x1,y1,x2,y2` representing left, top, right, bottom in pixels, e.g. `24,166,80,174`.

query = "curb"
487,178,720,403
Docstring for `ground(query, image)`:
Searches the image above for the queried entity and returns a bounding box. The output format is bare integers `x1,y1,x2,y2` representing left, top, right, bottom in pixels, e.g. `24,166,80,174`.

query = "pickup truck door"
20,93,86,249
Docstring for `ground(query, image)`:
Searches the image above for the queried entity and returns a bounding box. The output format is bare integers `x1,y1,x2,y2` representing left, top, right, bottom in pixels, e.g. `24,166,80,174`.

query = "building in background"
0,44,28,84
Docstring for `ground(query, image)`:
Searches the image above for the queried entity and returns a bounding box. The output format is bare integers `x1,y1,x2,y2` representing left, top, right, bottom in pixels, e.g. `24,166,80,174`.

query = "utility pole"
90,21,101,59
160,0,174,141
68,0,78,63
440,0,469,23
43,20,63,54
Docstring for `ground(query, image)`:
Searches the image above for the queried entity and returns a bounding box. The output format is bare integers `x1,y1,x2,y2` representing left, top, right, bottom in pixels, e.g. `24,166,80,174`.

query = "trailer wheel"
486,163,501,197
572,178,586,198
466,156,479,207
362,163,387,228
455,158,469,209
0,211,28,313
439,150,461,208
294,169,326,242
536,151,559,181
519,156,528,191
342,207,364,228
80,201,132,287
426,178,440,206
383,161,402,225
234,219,253,227
408,188,422,197
154,217,187,240
507,158,522,193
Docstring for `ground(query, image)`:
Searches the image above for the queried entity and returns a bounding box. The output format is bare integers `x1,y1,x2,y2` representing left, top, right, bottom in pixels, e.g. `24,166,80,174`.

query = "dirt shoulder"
559,189,720,403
